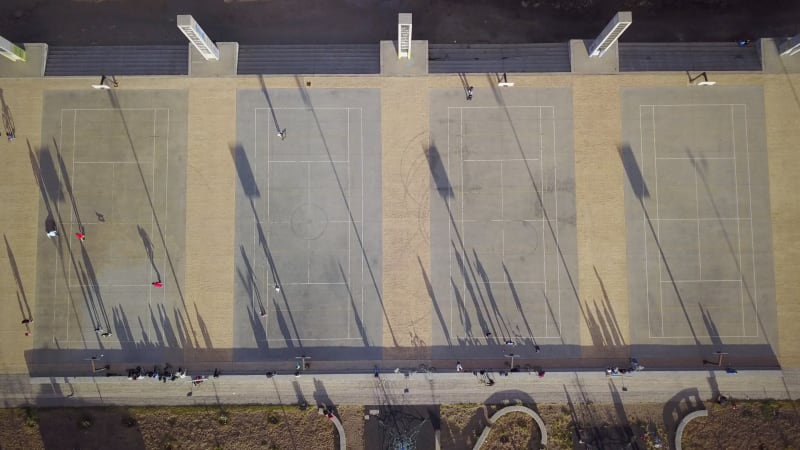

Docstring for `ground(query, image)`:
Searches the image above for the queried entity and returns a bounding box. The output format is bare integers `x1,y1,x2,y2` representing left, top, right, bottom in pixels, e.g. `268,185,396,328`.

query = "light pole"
295,355,311,377
703,351,728,366
84,354,105,373
497,72,514,87
504,353,517,370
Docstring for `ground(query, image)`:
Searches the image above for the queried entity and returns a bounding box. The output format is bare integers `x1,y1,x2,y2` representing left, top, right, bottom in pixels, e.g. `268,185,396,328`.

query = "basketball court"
233,88,383,360
32,90,188,366
428,87,580,359
621,87,777,352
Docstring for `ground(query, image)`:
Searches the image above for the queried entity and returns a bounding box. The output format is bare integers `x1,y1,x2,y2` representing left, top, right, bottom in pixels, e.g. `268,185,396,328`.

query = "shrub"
24,407,38,427
78,414,93,429
760,400,780,420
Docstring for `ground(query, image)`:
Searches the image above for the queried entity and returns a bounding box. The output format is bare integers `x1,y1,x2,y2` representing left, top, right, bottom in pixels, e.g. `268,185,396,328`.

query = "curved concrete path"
473,405,547,449
674,409,708,450
327,413,346,449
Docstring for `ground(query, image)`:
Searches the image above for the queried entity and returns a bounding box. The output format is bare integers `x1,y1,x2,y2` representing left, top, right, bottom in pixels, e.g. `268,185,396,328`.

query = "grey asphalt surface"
33,89,188,368
3,369,799,408
233,88,383,360
620,87,777,358
428,87,579,360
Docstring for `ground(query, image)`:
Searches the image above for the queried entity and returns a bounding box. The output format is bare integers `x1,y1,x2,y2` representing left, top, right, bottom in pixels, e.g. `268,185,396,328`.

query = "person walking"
466,86,474,101
75,232,86,241
22,318,33,337
152,281,164,288
456,361,464,372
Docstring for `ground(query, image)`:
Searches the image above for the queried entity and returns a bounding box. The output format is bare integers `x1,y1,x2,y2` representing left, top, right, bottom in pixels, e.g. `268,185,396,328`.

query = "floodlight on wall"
177,15,219,61
590,12,632,58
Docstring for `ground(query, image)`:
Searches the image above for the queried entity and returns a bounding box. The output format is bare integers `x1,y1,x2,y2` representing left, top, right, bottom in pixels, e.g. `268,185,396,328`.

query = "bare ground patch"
3,400,800,449
682,399,800,449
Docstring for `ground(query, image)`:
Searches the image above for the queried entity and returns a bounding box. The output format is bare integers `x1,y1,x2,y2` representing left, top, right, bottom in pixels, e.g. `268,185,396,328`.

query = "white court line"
640,103,747,107
307,163,311,284
652,105,665,336
447,106,551,110
58,337,371,343
448,104,561,339
500,160,505,283
649,334,756,339
652,217,752,222
460,218,549,223
744,104,759,337
54,110,65,345
447,107,454,336
346,108,351,339
63,107,169,111
540,106,547,336
67,110,78,292
656,156,734,161
731,105,745,335
640,106,651,339
460,107,466,334
59,106,164,343
464,158,539,162
255,107,362,111
147,109,156,339
56,221,184,226
360,107,365,343
453,334,539,340
643,102,759,339
265,219,360,225
548,106,561,338
660,279,741,283
693,146,702,279
270,160,349,164
72,161,146,164
159,108,171,313
267,337,367,342
256,104,363,342
255,107,264,339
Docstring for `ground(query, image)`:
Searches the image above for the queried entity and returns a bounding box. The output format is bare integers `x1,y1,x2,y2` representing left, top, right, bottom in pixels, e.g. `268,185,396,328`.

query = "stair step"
429,43,571,73
45,46,188,76
619,42,762,72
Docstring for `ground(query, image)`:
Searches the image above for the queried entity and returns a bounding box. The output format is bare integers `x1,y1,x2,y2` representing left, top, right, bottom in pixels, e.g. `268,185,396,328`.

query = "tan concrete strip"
571,76,630,356
0,80,44,374
182,80,237,358
380,77,433,357
764,73,800,367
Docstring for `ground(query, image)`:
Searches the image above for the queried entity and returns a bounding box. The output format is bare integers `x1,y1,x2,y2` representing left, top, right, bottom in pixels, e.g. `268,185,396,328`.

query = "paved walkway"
2,369,798,408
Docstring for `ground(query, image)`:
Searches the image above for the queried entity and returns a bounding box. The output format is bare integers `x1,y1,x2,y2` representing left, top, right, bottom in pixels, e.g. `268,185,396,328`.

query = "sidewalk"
4,369,796,408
